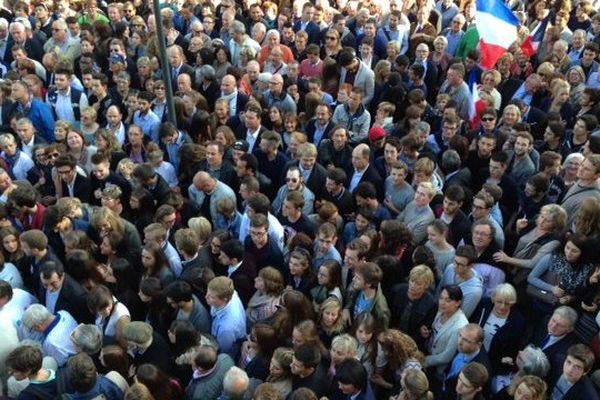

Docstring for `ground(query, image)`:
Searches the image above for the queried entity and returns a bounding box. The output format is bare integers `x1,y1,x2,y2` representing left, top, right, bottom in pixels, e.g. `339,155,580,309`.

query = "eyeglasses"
481,117,495,122
57,168,73,175
472,204,488,210
250,230,267,237
133,24,144,28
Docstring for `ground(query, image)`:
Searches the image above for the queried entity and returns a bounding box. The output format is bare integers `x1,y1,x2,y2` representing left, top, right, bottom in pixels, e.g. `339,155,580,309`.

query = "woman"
510,375,547,400
214,126,236,163
212,46,233,82
391,265,436,348
567,66,587,108
480,70,502,111
209,99,232,137
80,107,100,144
95,129,127,171
129,188,157,237
573,197,600,238
430,36,451,84
328,335,360,396
0,226,27,287
292,319,328,356
240,323,278,381
378,220,413,274
269,290,315,345
560,152,585,188
386,41,402,66
374,60,392,88
456,362,489,400
321,29,343,60
246,266,285,326
125,383,155,400
393,369,433,400
266,347,294,399
87,284,131,348
493,204,567,284
491,345,550,399
287,247,317,298
311,260,343,311
425,220,456,278
470,284,526,377
135,57,154,92
266,105,285,134
124,125,147,164
527,234,596,312
100,344,130,382
423,285,468,380
135,364,178,400
168,320,201,383
318,298,347,348
66,128,97,174
129,29,148,62
540,79,575,128
90,207,142,266
138,277,174,339
371,329,425,395
496,105,522,137
140,242,175,288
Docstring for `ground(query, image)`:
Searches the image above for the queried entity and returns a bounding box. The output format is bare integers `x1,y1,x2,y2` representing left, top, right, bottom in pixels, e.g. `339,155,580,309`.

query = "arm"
527,253,555,292
425,325,461,367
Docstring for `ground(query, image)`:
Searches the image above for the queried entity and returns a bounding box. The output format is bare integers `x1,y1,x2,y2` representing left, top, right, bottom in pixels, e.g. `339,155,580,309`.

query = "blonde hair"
207,276,235,300
331,334,358,359
188,217,212,243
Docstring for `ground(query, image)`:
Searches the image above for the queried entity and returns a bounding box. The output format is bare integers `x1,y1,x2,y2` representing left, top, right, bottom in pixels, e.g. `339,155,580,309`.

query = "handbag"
526,270,559,305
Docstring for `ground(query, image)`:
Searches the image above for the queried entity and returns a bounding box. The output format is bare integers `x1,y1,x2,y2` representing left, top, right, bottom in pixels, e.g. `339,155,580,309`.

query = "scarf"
552,253,595,294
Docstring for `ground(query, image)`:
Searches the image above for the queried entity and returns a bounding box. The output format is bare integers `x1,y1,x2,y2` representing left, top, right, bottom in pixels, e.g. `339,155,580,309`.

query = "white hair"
223,366,249,395
0,18,8,30
22,304,52,329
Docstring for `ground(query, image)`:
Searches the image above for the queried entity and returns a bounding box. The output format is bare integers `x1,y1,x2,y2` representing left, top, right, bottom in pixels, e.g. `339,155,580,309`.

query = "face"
141,249,155,268
577,159,598,181
332,129,348,149
414,186,431,207
250,226,268,247
456,373,478,397
563,355,587,384
408,278,428,299
514,137,530,157
285,170,301,191
3,234,19,254
564,240,582,263
489,160,506,180
205,289,226,308
344,249,360,269
352,273,365,291
439,289,460,315
289,256,307,277
41,272,64,292
351,148,368,170
547,313,572,337
322,307,340,327
269,358,284,377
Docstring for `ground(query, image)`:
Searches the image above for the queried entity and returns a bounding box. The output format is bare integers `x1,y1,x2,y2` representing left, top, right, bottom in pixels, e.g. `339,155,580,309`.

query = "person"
343,262,390,330
6,345,59,399
455,362,489,400
122,321,172,375
185,344,235,400
511,375,547,400
164,280,210,334
335,358,375,400
246,266,284,325
87,285,131,348
66,353,124,400
290,344,329,398
549,344,599,400
397,182,436,245
394,368,434,400
205,276,247,357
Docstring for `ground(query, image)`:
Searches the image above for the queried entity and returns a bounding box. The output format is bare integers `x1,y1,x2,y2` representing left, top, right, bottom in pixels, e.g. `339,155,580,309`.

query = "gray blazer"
338,60,375,105
188,180,237,224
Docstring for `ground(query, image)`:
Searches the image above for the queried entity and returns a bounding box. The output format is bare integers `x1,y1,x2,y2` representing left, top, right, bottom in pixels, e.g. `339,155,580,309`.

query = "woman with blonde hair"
266,347,294,398
91,207,142,263
573,197,600,238
541,78,575,127
480,70,502,110
373,60,392,86
318,298,346,347
511,375,547,400
125,383,156,400
394,369,433,400
95,129,127,170
566,65,587,107
65,128,97,174
292,319,328,356
80,107,100,144
209,98,232,137
322,28,342,60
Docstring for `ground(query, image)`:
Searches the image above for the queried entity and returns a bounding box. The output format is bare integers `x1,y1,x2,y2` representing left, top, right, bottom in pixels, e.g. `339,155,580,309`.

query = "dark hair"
135,364,174,400
294,344,321,368
168,320,199,353
164,280,194,303
335,359,368,392
67,353,97,393
40,260,64,280
455,245,477,264
6,345,43,374
220,239,244,260
355,182,377,200
441,285,463,302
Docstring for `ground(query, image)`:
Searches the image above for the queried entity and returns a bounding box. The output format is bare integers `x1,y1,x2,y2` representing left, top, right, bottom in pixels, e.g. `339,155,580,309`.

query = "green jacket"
345,285,391,330
456,26,480,60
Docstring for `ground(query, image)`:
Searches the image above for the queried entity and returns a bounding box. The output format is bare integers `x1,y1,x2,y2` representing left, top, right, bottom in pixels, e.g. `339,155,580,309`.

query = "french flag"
476,0,519,69
521,16,549,58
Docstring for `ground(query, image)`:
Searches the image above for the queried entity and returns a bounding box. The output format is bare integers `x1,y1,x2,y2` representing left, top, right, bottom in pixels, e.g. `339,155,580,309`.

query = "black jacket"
37,274,94,324
282,160,329,201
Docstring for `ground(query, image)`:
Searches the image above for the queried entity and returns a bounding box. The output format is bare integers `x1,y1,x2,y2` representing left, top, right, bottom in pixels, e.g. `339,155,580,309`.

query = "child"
310,260,343,312
352,312,378,377
343,262,390,330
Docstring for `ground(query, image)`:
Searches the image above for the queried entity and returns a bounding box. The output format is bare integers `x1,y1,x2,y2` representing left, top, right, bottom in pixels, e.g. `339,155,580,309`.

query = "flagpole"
152,0,178,127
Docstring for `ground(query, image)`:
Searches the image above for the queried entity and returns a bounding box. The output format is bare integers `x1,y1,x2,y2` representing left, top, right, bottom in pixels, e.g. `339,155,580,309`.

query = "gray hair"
231,20,246,35
9,21,25,33
492,283,517,304
0,18,8,30
22,304,52,329
200,64,216,81
73,324,103,355
14,17,32,31
223,366,250,395
441,150,461,172
414,121,431,135
0,133,16,146
520,345,550,377
553,306,578,328
266,29,280,41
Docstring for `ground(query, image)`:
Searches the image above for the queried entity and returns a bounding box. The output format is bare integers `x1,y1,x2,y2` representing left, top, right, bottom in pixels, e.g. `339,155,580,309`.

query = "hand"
501,357,514,365
581,301,598,313
420,325,431,339
516,218,528,230
590,267,600,284
370,373,388,387
493,251,508,263
552,286,565,297
559,295,572,304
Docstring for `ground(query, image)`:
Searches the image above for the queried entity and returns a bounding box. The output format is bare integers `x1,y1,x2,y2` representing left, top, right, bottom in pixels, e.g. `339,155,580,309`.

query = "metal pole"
152,0,178,127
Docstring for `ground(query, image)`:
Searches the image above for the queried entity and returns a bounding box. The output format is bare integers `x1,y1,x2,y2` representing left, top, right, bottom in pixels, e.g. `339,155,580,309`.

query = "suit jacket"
442,168,472,193
234,124,266,153
423,60,439,103
61,173,92,203
1,99,16,132
229,258,256,307
38,274,94,324
522,105,548,139
305,119,335,148
346,164,384,201
338,61,375,105
558,376,600,400
196,160,238,191
444,348,492,400
168,63,195,92
282,160,328,200
234,92,249,116
4,38,44,64
293,20,321,45
536,330,578,381
497,77,523,111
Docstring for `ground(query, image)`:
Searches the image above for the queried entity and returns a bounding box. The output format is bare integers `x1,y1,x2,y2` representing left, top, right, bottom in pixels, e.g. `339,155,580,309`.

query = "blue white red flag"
476,0,520,69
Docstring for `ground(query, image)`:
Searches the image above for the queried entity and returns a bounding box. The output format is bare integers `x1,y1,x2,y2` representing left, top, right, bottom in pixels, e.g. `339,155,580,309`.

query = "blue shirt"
211,292,247,357
133,109,161,142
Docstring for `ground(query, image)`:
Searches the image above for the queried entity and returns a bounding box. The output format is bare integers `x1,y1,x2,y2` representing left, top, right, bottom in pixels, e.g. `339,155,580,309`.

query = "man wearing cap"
43,19,81,62
338,49,375,106
368,127,387,161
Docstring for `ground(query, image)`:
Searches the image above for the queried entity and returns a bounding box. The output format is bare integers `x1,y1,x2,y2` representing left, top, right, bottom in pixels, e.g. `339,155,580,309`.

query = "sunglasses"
481,117,495,122
286,178,299,183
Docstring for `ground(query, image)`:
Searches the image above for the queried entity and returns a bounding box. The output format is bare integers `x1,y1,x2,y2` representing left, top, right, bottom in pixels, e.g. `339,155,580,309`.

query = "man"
332,88,371,144
144,223,182,278
279,191,316,239
374,10,409,58
441,149,472,192
37,260,93,324
428,115,462,157
66,353,124,400
439,63,470,120
43,19,80,62
8,184,45,231
548,39,572,74
198,141,237,189
477,151,518,221
313,222,342,269
272,167,315,216
185,344,235,400
122,321,172,375
567,29,587,60
305,103,335,147
239,60,261,97
508,131,536,189
570,42,599,79
436,0,460,30
398,182,436,245
262,73,296,114
354,182,391,229
561,154,600,226
442,14,466,56
229,20,261,67
243,214,285,276
337,49,375,106
535,306,579,381
348,144,383,199
15,118,45,159
164,281,211,333
167,45,195,92
218,239,256,306
291,344,329,398
283,143,328,201
219,367,250,400
469,192,505,250
222,74,249,120
438,246,484,318
132,162,171,207
45,65,88,124
188,171,237,225
4,20,44,65
258,30,295,67
441,185,472,247
550,344,599,400
322,168,355,219
413,43,439,103
294,3,320,44
317,126,353,173
54,154,91,202
132,91,161,142
234,153,273,200
238,193,285,251
21,304,78,367
443,324,492,399
11,80,55,142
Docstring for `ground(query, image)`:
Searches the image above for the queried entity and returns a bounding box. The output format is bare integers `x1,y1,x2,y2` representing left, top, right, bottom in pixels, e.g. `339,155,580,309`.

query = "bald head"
193,171,216,193
220,74,237,95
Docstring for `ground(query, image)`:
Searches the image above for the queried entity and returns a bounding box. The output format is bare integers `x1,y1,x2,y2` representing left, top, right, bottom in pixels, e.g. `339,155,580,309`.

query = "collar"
42,313,61,338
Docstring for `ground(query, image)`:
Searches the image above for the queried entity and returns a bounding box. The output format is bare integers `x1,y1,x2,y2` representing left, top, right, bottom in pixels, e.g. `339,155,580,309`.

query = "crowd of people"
1,0,600,399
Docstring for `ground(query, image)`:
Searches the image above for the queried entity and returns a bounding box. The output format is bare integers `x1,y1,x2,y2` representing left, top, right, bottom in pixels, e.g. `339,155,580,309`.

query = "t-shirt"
483,312,507,351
